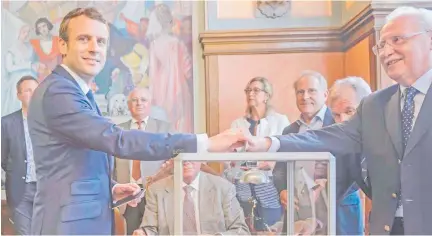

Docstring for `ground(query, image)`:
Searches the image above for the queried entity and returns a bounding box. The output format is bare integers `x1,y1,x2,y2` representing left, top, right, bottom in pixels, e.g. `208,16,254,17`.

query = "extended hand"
207,129,250,152
112,183,142,207
132,228,146,235
280,190,299,210
245,136,272,152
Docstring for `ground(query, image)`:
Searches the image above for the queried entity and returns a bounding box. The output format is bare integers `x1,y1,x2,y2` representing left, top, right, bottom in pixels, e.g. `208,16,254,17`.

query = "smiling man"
248,6,432,235
27,7,249,235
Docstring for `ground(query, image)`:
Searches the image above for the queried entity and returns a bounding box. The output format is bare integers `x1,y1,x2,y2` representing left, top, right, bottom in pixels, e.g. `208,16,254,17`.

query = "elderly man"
273,70,332,235
133,161,250,235
248,6,432,235
114,87,173,235
328,76,372,235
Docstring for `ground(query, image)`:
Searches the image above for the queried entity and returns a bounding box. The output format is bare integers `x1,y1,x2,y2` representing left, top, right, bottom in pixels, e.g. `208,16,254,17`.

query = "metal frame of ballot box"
172,152,336,235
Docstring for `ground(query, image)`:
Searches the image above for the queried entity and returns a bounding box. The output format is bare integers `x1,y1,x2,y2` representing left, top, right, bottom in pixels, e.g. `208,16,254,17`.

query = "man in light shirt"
133,161,250,235
115,87,173,234
273,71,332,234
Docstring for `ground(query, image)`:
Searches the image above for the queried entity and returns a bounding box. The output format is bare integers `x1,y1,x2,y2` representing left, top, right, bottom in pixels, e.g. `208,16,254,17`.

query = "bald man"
114,87,173,234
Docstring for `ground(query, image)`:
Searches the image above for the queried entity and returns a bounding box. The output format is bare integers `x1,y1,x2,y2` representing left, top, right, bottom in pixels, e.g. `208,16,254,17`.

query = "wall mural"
1,0,194,133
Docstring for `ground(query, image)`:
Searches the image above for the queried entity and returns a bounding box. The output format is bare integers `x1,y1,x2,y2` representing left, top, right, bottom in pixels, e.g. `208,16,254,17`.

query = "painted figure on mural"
2,12,38,116
30,17,61,81
2,0,195,129
147,3,194,132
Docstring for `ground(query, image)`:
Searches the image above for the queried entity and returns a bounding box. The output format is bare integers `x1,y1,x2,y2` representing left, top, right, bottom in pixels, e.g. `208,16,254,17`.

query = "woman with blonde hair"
227,77,290,232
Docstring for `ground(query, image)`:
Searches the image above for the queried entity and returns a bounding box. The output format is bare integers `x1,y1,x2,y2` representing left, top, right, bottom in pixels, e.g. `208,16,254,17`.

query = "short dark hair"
16,76,38,93
59,7,108,42
35,17,54,35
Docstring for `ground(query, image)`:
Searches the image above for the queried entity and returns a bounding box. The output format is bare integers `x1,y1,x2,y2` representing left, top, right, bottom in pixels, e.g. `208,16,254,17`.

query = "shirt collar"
61,64,90,95
182,172,201,191
297,105,327,126
22,110,27,120
300,168,316,190
132,116,149,125
400,68,432,97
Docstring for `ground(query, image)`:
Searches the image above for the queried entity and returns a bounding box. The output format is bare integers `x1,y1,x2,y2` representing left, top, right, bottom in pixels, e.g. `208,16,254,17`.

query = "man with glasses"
247,6,432,235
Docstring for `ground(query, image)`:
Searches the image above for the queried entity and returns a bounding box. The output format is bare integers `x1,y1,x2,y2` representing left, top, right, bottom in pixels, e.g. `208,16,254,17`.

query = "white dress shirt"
182,173,201,234
129,116,150,184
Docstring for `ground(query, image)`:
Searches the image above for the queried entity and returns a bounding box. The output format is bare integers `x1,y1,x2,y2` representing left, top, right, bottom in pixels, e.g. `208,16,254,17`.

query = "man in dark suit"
27,8,247,235
1,76,39,235
248,6,432,235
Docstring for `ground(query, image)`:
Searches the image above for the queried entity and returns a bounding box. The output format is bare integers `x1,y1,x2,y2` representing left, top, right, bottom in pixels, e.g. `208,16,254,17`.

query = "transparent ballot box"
157,152,337,235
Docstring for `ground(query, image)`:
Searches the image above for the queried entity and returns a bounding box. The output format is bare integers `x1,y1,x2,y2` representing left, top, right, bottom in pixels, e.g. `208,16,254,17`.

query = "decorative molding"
200,28,343,55
200,2,432,54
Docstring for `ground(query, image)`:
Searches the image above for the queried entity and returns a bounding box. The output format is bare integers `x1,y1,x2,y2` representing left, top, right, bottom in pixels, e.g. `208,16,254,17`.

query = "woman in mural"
147,3,193,132
2,24,38,116
30,17,61,82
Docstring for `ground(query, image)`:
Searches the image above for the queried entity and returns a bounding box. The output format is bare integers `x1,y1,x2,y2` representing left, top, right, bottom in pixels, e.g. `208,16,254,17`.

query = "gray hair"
385,6,432,31
294,70,328,91
329,76,372,105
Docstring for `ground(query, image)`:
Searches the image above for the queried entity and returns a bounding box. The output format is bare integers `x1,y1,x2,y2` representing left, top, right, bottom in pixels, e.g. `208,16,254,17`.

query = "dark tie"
183,185,197,234
86,91,101,116
401,87,419,151
398,86,419,208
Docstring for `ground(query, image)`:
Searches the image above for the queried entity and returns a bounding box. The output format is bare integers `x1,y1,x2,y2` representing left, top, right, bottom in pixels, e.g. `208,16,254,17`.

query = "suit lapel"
405,83,432,156
322,108,335,127
14,111,27,159
52,65,100,116
145,118,158,133
164,182,175,234
384,87,404,159
198,174,215,229
285,122,300,134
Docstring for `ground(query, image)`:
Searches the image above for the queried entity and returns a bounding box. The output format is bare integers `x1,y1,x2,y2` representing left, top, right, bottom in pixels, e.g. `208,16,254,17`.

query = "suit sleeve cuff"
268,137,280,152
112,183,119,203
196,134,209,153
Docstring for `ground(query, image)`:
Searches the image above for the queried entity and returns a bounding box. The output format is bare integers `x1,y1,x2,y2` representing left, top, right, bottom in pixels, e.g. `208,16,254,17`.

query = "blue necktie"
398,86,419,208
86,91,101,116
401,87,419,151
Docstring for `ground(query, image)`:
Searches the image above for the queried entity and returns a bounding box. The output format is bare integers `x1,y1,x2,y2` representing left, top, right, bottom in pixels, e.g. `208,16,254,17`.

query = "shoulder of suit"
150,117,171,126
283,121,299,134
1,110,21,122
40,73,82,96
202,172,234,191
363,83,399,105
148,175,174,193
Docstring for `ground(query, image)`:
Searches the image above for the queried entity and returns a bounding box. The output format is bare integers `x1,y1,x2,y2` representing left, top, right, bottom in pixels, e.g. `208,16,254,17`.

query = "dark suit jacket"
276,82,432,234
27,66,198,235
1,110,28,208
273,107,370,235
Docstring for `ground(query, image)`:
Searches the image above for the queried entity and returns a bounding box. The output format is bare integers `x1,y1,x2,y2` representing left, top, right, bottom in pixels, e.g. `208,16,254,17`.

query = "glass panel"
145,153,336,235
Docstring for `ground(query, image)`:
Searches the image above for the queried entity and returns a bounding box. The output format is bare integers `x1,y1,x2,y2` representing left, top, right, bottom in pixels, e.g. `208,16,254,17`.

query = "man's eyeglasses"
372,30,431,55
244,88,266,94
